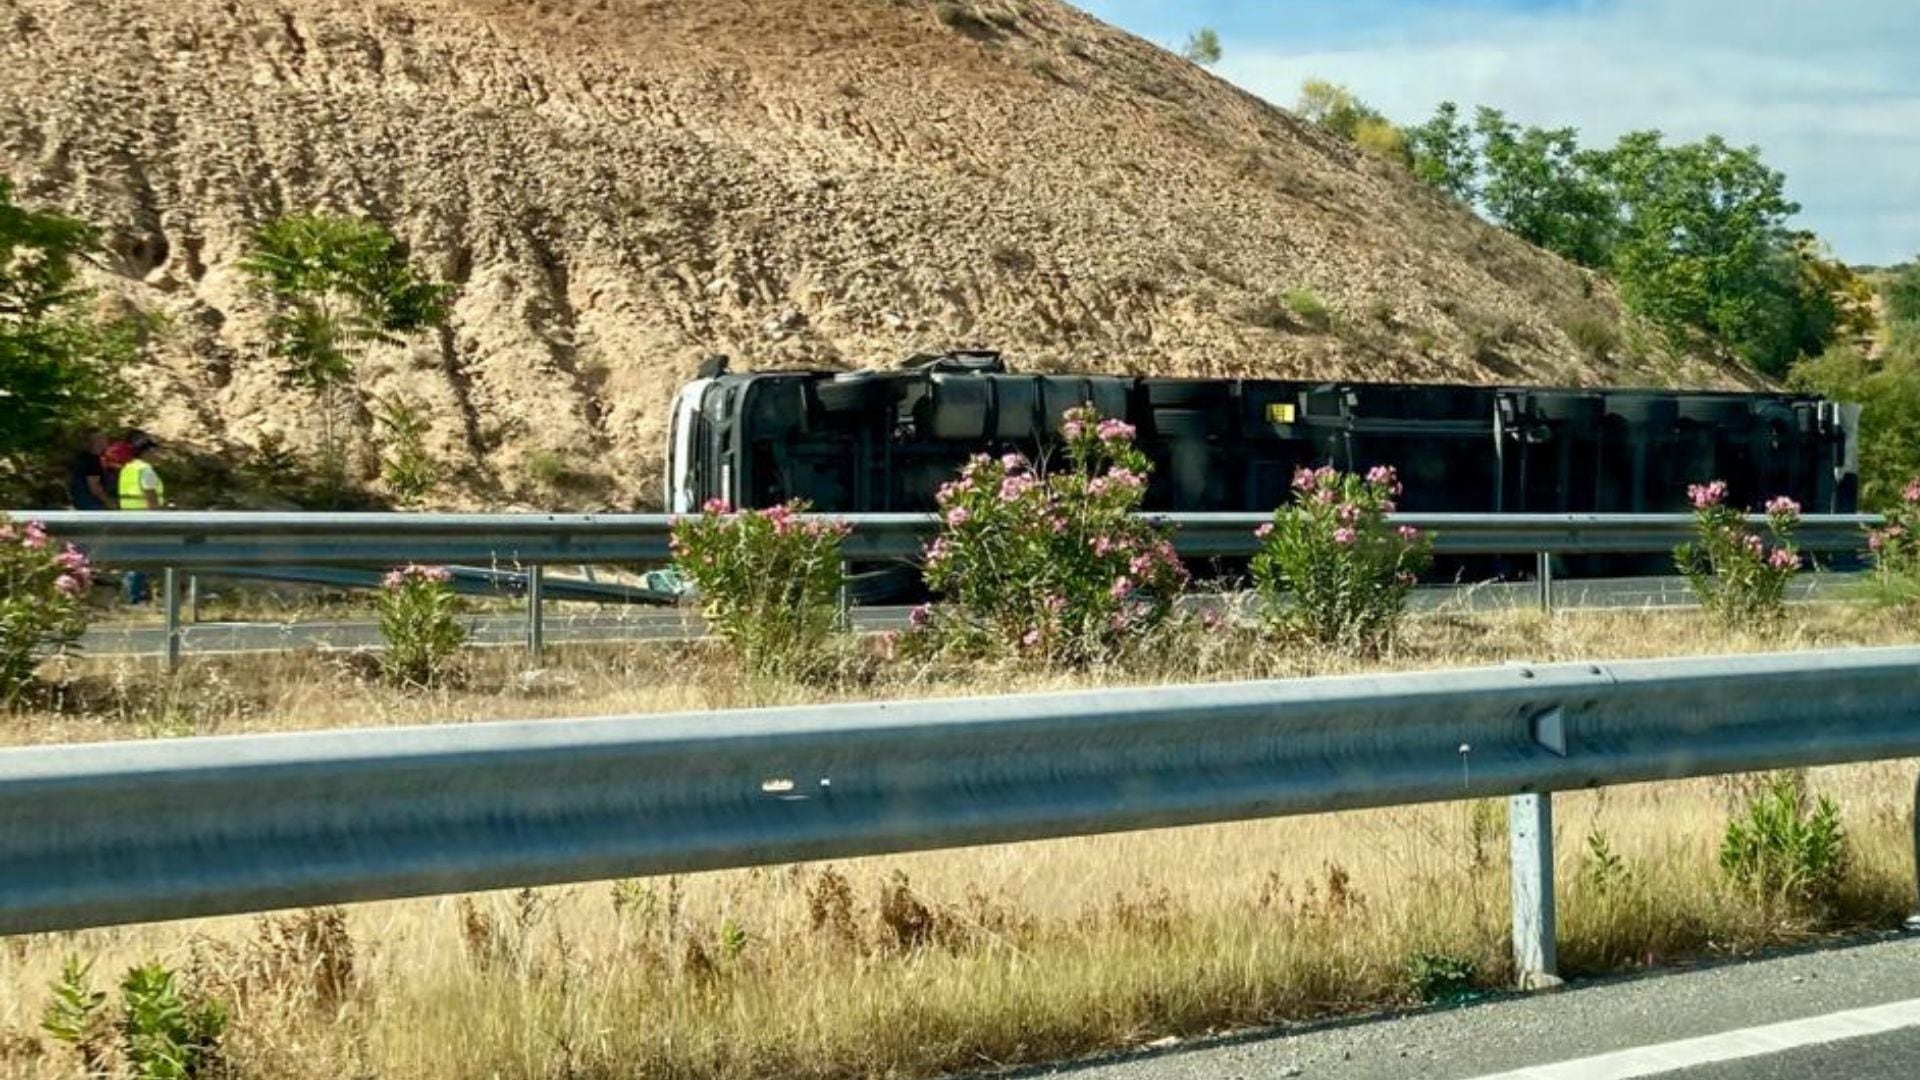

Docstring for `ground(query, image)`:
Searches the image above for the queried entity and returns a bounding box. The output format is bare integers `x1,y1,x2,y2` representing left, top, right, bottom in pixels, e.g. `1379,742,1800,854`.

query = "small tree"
372,394,441,504
376,564,465,687
1251,466,1432,654
1674,481,1801,629
670,500,850,682
241,213,450,504
915,408,1187,666
0,516,93,706
0,177,136,497
1406,101,1478,200
1180,27,1221,66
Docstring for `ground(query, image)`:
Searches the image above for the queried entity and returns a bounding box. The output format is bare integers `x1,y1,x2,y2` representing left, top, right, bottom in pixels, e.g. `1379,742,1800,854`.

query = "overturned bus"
666,352,1860,528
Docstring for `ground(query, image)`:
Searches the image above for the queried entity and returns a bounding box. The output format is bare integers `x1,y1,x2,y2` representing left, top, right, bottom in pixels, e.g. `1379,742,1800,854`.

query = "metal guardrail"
15,510,1883,568
13,509,1882,670
2,646,1917,986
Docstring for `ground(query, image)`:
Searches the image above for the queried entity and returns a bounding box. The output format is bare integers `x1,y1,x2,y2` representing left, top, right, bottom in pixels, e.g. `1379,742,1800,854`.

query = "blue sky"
1078,1,1920,266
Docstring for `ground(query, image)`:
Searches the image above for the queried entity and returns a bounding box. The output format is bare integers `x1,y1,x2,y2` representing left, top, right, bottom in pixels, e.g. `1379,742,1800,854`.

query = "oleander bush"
1674,480,1801,629
911,406,1187,666
670,499,850,681
0,514,93,706
375,564,465,687
1251,465,1432,655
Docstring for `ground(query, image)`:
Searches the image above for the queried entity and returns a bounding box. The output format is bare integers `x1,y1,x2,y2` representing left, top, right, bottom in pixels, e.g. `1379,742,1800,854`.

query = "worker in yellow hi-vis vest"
116,431,164,604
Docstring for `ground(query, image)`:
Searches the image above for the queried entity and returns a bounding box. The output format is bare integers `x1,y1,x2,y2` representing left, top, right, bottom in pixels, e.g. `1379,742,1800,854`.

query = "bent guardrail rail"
3,646,1918,984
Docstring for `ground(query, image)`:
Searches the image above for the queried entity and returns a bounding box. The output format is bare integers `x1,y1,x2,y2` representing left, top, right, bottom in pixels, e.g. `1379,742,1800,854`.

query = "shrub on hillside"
914,407,1187,665
1673,481,1800,629
1251,466,1432,655
671,500,849,681
375,564,465,687
0,515,92,706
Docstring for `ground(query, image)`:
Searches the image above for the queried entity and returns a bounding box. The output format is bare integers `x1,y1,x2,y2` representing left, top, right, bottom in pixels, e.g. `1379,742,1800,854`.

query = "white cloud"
1210,0,1920,265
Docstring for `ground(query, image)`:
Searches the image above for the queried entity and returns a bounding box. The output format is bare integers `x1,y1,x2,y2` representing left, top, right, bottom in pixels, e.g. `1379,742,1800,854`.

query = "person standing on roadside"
116,431,164,604
67,431,113,510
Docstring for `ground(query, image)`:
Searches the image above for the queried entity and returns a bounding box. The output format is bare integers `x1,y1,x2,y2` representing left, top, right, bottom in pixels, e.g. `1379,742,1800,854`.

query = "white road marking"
1471,996,1920,1079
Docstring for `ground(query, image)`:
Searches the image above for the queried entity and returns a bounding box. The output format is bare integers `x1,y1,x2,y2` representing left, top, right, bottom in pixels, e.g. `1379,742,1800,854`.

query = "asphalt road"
1011,933,1920,1080
75,574,1854,658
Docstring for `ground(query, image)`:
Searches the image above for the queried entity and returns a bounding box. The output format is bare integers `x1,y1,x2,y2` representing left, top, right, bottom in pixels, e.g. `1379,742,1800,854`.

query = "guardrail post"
1509,792,1559,987
1535,551,1554,615
1909,769,1920,932
525,566,545,658
162,568,182,674
186,575,200,624
837,559,851,629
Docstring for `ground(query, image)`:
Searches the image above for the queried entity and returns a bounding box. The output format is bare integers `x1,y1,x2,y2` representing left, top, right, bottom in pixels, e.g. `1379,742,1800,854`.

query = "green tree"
1180,27,1221,66
1599,132,1811,374
1472,108,1615,267
1790,336,1920,508
1405,101,1477,200
0,178,135,494
1885,261,1920,328
240,213,450,504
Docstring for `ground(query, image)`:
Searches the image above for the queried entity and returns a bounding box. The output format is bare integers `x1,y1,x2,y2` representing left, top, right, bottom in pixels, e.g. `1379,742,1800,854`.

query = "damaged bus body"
665,351,1859,585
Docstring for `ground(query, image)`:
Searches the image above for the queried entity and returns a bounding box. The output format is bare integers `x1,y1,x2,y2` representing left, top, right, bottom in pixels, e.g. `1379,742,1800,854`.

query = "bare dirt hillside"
0,0,1743,507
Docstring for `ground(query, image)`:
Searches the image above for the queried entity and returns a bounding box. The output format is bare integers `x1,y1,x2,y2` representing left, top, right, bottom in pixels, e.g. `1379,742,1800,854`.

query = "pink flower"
1769,548,1799,571
1765,496,1801,517
1364,465,1403,495
1744,534,1764,556
1045,593,1067,612
1687,480,1728,509
1335,503,1361,525
1397,571,1417,586
1110,576,1131,598
999,475,1037,501
1129,553,1154,576
1021,629,1042,648
0,524,12,541
382,570,406,590
1869,531,1886,552
1062,420,1084,439
1050,515,1068,534
945,506,972,527
22,522,47,550
1106,467,1145,489
1200,610,1221,631
1906,480,1920,504
908,604,933,631
1092,536,1114,555
1332,527,1357,546
1312,488,1337,506
53,574,82,595
1096,418,1136,443
1255,523,1274,540
1001,452,1027,472
1291,467,1316,493
925,538,950,564
56,544,89,572
701,497,731,515
1398,525,1420,542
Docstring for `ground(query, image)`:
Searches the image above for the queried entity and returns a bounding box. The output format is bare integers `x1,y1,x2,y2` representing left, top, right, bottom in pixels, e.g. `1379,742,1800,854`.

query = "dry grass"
11,602,1919,748
0,764,1912,1079
2,605,1918,1077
